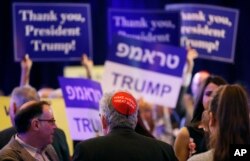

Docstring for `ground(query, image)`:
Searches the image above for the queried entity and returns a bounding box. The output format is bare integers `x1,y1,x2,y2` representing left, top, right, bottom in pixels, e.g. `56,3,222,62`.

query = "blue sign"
59,77,102,110
102,36,187,107
108,9,180,46
109,36,186,77
166,4,239,63
13,3,92,61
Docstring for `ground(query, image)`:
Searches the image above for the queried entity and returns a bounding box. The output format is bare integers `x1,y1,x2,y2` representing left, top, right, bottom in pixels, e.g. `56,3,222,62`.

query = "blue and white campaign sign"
13,3,92,62
59,77,102,140
108,9,180,46
102,36,187,108
166,4,239,63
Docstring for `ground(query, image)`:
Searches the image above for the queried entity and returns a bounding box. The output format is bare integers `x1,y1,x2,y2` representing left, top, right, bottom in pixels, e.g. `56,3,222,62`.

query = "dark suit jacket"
0,127,70,161
73,127,178,161
0,137,59,161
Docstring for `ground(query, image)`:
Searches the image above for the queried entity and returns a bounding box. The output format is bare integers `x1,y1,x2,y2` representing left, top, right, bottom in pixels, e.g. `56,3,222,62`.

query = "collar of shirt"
15,134,49,161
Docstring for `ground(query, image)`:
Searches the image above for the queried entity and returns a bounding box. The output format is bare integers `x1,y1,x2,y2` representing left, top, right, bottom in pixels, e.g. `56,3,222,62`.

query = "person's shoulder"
0,127,16,135
135,133,173,148
0,150,19,161
0,127,15,140
132,132,155,141
74,136,106,153
77,135,106,146
187,149,214,161
150,138,178,160
0,143,20,159
0,128,16,149
154,138,173,148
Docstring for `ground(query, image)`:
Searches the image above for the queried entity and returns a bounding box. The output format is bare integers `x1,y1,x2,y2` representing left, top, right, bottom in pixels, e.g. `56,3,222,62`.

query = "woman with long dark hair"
174,75,227,161
188,84,250,161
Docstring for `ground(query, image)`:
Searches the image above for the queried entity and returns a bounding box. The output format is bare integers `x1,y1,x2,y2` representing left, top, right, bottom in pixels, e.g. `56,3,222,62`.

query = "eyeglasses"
38,119,56,124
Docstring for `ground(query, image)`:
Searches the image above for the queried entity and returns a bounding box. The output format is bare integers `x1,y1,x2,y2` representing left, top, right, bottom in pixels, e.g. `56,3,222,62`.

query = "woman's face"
202,82,219,110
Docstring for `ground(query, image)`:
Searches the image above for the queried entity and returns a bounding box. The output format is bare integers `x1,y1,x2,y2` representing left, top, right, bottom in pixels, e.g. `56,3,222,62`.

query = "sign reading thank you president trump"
13,3,92,61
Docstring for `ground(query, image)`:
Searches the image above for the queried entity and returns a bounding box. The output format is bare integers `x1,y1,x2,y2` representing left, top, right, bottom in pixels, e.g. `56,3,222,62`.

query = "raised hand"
188,138,197,157
21,54,32,73
20,54,32,86
81,54,93,79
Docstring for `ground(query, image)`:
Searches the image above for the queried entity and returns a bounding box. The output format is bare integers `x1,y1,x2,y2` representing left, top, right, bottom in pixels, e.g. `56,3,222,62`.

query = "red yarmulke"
111,91,137,116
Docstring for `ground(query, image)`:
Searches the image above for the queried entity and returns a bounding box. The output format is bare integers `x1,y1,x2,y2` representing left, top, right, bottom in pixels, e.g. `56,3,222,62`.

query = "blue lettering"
111,72,171,97
112,72,122,85
91,119,100,132
74,117,81,132
74,117,101,133
134,78,145,92
121,75,133,89
82,118,92,132
147,81,160,95
161,84,171,96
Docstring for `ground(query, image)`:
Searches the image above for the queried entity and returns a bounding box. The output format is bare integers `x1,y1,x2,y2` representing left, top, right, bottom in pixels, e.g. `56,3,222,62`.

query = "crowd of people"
0,49,250,161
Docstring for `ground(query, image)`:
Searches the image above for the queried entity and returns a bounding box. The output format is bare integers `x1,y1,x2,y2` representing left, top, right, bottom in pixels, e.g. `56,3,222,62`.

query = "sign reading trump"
166,4,239,63
102,36,187,108
59,77,102,140
13,3,92,61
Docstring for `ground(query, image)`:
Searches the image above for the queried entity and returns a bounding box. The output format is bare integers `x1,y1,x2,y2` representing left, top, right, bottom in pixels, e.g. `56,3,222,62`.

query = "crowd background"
1,0,250,95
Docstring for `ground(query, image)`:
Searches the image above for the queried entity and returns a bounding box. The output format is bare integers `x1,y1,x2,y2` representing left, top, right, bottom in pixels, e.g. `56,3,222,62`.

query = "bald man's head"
9,86,40,125
19,100,37,110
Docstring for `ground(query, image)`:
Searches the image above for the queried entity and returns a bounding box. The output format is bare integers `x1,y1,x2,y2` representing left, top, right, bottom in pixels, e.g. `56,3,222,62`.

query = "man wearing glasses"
0,100,59,161
0,86,70,161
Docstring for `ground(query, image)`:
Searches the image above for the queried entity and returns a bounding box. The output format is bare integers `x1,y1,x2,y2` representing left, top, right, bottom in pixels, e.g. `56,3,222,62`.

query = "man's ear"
101,115,108,130
13,102,17,115
31,119,40,131
9,102,18,126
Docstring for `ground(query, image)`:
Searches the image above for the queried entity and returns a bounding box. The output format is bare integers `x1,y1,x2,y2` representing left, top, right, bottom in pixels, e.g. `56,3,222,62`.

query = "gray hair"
10,86,40,110
99,90,138,130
